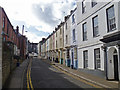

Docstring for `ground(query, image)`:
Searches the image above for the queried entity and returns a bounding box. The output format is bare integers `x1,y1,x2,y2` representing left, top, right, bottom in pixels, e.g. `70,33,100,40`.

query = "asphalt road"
23,58,96,89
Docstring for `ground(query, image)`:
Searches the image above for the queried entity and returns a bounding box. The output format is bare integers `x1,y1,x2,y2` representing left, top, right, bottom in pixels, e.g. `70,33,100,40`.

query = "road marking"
27,59,34,90
52,65,103,88
29,60,33,90
41,59,108,89
27,62,30,90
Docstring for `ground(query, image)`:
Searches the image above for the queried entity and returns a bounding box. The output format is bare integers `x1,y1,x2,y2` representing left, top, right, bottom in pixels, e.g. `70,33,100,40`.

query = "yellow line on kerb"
27,58,34,90
29,60,33,90
52,65,105,89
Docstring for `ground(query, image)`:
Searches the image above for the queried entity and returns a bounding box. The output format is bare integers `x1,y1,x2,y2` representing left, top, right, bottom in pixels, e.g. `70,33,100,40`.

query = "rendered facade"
39,0,120,81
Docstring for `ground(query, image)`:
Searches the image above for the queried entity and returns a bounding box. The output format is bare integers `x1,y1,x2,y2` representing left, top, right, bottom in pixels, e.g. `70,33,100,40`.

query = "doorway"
113,54,119,80
71,50,74,69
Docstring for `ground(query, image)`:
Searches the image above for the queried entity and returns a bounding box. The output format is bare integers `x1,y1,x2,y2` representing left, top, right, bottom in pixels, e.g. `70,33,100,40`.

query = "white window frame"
93,15,99,37
91,0,97,7
94,48,101,69
82,0,86,14
72,29,76,43
83,50,88,68
83,22,87,41
106,5,116,32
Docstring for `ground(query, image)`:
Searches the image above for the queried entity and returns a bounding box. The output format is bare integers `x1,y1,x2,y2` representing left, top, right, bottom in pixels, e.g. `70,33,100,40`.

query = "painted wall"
77,1,119,71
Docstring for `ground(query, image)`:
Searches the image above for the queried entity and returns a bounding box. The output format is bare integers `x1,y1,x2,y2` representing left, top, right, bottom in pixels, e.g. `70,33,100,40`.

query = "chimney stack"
22,25,24,35
16,26,19,34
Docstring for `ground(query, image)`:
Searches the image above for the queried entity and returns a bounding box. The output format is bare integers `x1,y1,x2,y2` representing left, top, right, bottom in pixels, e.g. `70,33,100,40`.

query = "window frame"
106,5,116,32
82,0,86,14
83,50,88,68
91,0,97,7
66,35,68,44
94,48,101,69
3,17,5,30
72,29,76,42
7,23,9,35
66,23,67,30
92,15,99,37
72,14,75,24
82,22,87,41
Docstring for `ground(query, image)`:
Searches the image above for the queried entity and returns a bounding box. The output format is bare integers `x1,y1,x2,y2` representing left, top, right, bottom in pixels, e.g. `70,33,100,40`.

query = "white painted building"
69,8,78,69
64,15,71,66
76,0,120,80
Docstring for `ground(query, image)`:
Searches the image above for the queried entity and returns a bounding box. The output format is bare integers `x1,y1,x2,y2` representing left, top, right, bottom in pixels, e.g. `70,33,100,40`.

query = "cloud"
32,0,77,27
32,3,58,27
25,31,46,43
0,0,77,43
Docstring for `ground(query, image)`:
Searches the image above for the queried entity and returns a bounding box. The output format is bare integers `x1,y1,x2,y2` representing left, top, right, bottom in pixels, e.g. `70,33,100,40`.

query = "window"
3,17,5,30
82,0,86,13
92,0,97,7
7,23,9,35
72,29,76,42
56,40,57,48
66,35,68,44
92,16,99,37
67,49,69,59
94,48,100,69
66,23,67,30
60,38,62,47
82,22,87,41
60,28,62,34
56,32,57,37
74,48,77,59
83,50,88,68
72,14,75,23
106,5,116,32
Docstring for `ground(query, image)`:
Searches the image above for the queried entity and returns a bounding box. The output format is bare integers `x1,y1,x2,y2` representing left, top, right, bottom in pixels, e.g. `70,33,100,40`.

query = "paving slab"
3,59,29,89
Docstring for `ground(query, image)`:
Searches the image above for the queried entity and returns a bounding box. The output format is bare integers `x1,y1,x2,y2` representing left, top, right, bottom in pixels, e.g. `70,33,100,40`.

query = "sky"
0,0,77,43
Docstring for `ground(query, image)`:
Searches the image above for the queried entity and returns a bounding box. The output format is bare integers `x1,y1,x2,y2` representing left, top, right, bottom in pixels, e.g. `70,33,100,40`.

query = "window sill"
82,11,86,14
95,68,102,71
72,22,75,25
83,39,88,41
108,28,117,33
93,34,100,38
73,40,76,43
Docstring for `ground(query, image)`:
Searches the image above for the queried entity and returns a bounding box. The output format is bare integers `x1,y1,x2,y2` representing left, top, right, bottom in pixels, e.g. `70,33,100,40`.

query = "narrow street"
23,58,99,89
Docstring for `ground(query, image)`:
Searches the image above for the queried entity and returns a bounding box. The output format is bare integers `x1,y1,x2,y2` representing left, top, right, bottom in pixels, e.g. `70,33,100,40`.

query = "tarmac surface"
3,57,119,89
23,58,96,89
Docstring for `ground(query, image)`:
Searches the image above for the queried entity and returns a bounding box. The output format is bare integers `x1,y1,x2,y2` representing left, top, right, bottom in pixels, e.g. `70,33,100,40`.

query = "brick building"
0,7,27,87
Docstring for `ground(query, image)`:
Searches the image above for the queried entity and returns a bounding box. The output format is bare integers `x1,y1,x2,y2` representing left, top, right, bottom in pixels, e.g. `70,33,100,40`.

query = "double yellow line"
27,58,34,90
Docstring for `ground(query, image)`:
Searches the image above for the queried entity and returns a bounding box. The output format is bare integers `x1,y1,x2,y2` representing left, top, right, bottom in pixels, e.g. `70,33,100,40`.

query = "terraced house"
55,25,61,63
58,22,64,64
39,0,120,81
64,15,71,67
0,7,27,87
69,8,78,69
77,0,120,80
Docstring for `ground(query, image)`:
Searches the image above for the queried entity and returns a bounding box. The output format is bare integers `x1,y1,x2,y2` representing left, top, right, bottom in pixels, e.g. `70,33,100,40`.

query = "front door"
113,55,119,80
71,51,74,68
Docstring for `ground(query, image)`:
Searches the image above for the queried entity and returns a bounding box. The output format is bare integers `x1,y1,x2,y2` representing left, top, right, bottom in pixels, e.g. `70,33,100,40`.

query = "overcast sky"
0,0,77,43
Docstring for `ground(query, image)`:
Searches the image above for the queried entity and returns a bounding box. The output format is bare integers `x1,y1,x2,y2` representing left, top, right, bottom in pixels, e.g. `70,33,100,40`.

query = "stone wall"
2,42,15,86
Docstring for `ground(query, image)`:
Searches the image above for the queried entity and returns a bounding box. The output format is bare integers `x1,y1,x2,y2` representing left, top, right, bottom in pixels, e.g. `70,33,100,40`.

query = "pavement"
2,59,29,89
41,58,119,89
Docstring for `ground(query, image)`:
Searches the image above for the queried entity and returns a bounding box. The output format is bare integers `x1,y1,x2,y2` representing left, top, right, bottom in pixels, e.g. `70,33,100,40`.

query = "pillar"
102,45,108,80
116,45,120,88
